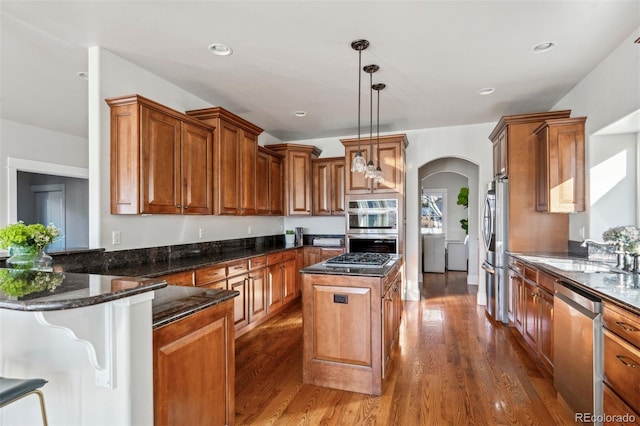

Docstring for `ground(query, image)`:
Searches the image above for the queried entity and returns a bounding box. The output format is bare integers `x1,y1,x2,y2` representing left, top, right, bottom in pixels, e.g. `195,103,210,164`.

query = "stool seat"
0,377,48,425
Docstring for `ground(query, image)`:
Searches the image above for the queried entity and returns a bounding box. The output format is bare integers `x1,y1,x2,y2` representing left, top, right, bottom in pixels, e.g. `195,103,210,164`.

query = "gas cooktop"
323,252,392,268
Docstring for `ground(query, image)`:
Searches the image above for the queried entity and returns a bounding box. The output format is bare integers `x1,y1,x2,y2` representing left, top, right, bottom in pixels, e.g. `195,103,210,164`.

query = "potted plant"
0,221,61,270
285,229,295,245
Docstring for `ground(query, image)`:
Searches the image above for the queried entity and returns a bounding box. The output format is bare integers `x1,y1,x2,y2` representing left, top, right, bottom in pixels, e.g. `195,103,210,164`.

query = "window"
421,189,446,234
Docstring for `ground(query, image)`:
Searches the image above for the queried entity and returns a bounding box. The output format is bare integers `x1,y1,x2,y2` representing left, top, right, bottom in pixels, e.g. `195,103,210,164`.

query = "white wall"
552,26,640,240
93,48,285,251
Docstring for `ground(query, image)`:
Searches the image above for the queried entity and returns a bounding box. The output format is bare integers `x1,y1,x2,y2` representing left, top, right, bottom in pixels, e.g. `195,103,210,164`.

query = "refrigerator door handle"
482,261,495,274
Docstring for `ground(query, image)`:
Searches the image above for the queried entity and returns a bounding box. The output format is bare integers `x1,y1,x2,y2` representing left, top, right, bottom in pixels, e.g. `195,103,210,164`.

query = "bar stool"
0,377,48,425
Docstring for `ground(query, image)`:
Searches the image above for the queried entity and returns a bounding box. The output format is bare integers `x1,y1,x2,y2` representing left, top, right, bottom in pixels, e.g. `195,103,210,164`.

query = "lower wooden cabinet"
303,247,345,267
249,267,268,323
153,299,235,426
228,273,249,330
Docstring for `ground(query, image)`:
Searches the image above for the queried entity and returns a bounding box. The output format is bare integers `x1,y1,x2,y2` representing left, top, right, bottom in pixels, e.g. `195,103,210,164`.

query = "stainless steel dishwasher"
554,280,603,423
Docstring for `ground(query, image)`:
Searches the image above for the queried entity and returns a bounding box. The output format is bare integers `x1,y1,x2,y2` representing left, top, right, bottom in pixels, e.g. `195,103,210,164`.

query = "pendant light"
372,83,386,183
363,64,379,178
350,40,369,173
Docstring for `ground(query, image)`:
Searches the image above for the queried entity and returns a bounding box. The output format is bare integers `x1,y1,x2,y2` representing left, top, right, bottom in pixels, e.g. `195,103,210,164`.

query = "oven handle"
482,261,495,274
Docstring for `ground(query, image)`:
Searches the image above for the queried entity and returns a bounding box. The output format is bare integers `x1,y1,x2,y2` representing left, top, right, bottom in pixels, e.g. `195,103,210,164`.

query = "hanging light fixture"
350,39,369,173
363,64,379,178
372,83,386,183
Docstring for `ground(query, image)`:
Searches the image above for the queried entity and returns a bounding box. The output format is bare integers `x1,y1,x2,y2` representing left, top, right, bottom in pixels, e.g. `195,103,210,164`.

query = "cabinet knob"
616,355,640,368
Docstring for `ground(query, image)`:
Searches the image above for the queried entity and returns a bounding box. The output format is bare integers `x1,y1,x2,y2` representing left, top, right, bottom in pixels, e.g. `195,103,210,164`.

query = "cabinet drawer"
509,259,523,274
267,252,284,265
604,303,640,349
227,259,249,277
523,265,537,283
195,265,226,285
282,250,297,261
161,270,195,287
604,330,640,414
537,271,556,294
603,384,640,425
250,255,267,270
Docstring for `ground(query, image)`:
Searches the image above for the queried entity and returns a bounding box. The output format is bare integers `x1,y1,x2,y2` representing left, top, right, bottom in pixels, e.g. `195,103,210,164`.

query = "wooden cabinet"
267,250,298,312
266,144,322,216
488,111,572,253
508,260,525,332
534,117,586,213
256,147,284,215
158,270,195,287
603,302,640,419
249,262,268,325
303,247,345,267
382,261,402,378
312,157,345,216
341,134,407,195
107,94,214,215
492,129,508,178
185,107,264,215
153,298,235,426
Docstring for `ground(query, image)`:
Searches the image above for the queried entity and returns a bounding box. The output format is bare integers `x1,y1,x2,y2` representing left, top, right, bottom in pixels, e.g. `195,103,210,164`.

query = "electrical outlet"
112,231,121,245
579,226,585,239
247,226,252,235
198,228,205,239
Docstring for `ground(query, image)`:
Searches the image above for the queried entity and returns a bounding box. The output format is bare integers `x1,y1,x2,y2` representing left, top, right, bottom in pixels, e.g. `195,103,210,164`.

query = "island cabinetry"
107,94,214,215
382,261,402,376
256,147,284,215
488,111,571,252
266,144,322,216
341,134,407,195
153,298,235,426
312,157,346,216
185,107,264,215
602,302,640,420
535,117,586,213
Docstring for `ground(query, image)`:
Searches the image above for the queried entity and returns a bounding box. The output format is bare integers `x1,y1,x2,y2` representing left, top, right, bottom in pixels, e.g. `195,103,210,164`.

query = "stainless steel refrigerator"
481,179,508,323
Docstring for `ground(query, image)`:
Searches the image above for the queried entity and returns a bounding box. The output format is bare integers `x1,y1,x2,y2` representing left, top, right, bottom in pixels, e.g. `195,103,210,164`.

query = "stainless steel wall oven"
346,199,398,234
347,234,398,254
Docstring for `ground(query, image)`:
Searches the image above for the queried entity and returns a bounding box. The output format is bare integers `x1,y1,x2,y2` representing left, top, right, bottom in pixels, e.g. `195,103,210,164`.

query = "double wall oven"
346,198,399,254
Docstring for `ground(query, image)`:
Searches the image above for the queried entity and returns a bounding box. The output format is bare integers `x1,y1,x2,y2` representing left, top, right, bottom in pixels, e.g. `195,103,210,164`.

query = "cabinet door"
288,151,312,215
312,160,332,215
382,286,394,378
345,144,373,194
513,274,525,333
537,288,554,371
320,248,345,261
239,131,257,215
304,247,321,267
255,149,270,214
523,281,538,348
373,141,403,193
283,259,297,304
536,130,550,211
181,122,213,214
228,273,249,330
268,263,284,312
493,129,507,177
250,268,267,323
110,102,140,214
218,121,240,214
295,248,304,297
269,155,283,215
153,300,234,426
140,106,181,214
331,159,346,215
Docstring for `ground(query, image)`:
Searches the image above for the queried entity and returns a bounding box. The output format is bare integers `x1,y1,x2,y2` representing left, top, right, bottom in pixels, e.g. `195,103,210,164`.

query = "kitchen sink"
519,256,619,273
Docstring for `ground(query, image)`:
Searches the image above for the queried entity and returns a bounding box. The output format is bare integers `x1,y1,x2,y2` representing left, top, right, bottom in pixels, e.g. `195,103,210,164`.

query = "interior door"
33,184,66,251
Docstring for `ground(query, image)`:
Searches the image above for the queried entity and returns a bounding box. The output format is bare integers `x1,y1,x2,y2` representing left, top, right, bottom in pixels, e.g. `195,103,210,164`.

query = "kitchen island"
0,268,239,425
300,254,403,395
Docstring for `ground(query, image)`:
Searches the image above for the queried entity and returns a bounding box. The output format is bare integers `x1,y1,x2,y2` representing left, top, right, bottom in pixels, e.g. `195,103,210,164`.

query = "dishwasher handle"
555,280,602,314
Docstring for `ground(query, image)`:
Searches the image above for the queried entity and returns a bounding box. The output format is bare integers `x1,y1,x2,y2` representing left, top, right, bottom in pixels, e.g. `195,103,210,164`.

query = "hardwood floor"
235,271,575,425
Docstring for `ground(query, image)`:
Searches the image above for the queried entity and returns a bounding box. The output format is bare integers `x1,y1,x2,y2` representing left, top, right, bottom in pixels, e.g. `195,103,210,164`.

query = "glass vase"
6,245,38,270
33,249,53,271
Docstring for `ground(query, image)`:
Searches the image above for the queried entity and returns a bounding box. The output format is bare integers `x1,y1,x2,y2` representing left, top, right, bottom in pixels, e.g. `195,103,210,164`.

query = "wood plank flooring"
234,271,575,425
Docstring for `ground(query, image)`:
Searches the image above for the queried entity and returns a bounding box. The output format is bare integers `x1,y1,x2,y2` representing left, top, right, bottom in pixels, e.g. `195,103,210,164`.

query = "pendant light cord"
357,49,362,152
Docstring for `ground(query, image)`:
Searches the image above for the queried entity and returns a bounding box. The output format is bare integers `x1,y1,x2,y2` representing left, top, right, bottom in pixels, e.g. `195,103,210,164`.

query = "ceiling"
1,1,639,141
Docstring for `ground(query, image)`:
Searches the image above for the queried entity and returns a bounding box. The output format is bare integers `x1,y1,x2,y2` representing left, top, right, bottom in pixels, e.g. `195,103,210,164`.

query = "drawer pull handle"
615,321,639,333
616,355,640,368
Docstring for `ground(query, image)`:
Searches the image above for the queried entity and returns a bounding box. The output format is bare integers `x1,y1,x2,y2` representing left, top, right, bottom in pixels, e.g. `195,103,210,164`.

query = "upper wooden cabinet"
256,147,284,215
341,134,407,195
488,111,572,253
107,94,214,215
266,144,322,216
312,157,345,216
492,129,508,178
534,117,587,213
185,107,264,215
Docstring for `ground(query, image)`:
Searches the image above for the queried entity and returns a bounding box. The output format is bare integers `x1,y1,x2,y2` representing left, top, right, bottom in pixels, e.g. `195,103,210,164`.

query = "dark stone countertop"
300,255,402,278
0,268,167,311
152,285,239,329
509,253,640,315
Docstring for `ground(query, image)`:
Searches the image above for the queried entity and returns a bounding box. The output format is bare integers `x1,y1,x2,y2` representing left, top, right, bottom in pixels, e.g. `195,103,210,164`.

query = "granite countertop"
101,244,304,278
300,255,402,278
509,253,640,315
0,268,167,311
152,285,239,329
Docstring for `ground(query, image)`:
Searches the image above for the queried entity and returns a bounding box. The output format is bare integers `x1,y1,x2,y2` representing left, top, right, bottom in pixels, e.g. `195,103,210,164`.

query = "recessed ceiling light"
208,43,233,56
477,88,495,96
76,71,89,80
532,41,556,53
293,111,307,117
